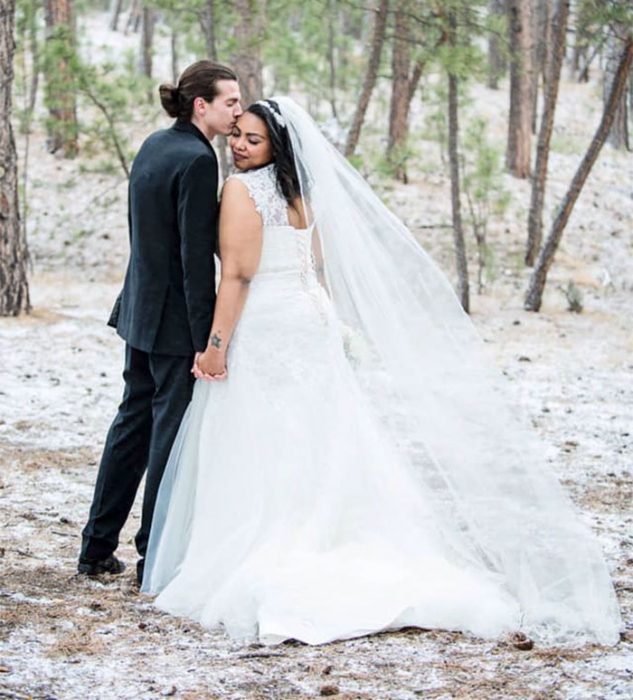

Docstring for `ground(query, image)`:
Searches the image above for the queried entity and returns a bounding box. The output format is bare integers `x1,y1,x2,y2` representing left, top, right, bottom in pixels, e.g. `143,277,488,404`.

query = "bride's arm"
194,179,262,379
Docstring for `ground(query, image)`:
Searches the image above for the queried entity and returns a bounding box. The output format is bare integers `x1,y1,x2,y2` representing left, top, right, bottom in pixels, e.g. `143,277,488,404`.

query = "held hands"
192,348,228,381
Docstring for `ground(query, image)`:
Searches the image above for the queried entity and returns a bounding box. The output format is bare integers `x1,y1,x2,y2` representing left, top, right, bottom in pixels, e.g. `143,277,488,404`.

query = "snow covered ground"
1,17,632,698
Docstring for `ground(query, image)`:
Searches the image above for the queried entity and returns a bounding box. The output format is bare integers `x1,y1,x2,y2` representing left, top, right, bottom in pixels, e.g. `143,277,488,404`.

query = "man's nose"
235,102,243,116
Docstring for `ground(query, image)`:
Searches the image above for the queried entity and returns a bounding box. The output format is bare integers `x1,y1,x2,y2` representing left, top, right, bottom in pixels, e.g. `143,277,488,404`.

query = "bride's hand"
192,349,228,381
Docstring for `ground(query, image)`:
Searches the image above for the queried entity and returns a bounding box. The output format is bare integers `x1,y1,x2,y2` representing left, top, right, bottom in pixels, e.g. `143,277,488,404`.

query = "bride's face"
229,112,273,170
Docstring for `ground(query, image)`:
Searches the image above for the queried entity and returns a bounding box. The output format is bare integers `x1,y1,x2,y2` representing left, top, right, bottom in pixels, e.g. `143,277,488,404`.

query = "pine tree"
0,0,30,316
43,0,78,157
525,35,633,311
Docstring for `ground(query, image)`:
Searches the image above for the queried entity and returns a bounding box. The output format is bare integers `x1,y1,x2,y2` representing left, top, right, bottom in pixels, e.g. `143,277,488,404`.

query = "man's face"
196,80,242,139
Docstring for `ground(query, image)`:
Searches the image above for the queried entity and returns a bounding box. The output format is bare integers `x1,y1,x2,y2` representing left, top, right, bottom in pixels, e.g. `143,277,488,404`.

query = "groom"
78,61,242,585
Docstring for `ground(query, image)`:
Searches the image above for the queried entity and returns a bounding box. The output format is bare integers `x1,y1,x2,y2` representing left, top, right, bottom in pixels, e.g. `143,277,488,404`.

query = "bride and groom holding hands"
77,60,621,646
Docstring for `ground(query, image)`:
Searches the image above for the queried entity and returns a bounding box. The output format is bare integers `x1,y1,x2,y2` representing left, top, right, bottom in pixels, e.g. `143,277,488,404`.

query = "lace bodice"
224,162,329,328
227,164,289,228
226,163,317,281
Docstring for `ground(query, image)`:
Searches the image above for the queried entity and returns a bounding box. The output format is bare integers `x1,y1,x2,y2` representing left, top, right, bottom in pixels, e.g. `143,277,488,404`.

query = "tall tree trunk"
1,0,30,316
43,0,78,157
506,0,534,178
199,0,229,181
345,0,389,157
109,0,124,31
17,0,39,254
605,28,629,150
201,0,217,61
140,4,154,103
487,0,506,89
387,1,412,182
170,21,178,84
524,36,633,312
406,58,424,112
29,8,39,115
525,0,569,266
447,14,469,313
530,0,549,133
233,0,265,106
326,0,338,119
570,33,585,80
125,0,141,34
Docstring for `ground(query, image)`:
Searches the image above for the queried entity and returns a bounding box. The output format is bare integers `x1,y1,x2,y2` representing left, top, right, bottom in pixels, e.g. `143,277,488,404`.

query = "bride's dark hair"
246,100,301,206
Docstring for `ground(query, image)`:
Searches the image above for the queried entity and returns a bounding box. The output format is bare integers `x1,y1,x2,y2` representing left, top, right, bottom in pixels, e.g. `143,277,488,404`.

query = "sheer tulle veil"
273,96,621,644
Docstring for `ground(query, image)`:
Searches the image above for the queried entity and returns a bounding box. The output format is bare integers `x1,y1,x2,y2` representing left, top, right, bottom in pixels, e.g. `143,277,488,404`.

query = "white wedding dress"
143,164,519,643
142,161,619,646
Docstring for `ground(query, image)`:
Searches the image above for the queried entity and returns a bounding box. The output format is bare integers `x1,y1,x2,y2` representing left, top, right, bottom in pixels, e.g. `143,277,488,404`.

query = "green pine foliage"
13,0,40,134
461,116,510,290
75,50,149,178
262,0,366,120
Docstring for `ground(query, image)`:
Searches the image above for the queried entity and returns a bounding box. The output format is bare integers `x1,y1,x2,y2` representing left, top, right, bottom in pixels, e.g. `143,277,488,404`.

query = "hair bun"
159,83,180,118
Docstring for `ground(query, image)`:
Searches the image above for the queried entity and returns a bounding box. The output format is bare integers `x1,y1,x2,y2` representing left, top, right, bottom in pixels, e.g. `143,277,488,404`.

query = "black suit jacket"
109,120,218,356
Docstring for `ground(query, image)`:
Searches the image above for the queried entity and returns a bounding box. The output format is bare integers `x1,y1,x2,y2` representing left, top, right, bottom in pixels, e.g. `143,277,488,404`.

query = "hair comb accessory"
255,100,286,128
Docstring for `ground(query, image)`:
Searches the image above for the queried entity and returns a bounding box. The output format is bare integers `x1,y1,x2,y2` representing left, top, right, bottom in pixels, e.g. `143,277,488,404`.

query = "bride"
141,97,621,646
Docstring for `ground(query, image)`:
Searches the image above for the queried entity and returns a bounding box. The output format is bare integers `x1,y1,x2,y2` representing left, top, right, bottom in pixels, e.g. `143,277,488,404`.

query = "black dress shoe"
78,554,126,576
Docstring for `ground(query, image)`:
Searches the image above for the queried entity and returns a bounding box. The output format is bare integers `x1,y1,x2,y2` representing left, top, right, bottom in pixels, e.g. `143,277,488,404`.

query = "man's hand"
191,349,227,381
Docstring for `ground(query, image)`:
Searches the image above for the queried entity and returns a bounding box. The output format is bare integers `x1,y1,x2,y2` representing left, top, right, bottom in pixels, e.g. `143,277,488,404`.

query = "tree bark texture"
170,24,178,84
506,0,534,178
388,2,410,172
43,0,78,157
140,5,154,77
447,14,469,313
0,0,30,315
344,0,388,157
530,0,549,133
525,0,569,266
487,0,506,89
232,0,265,106
140,4,155,102
524,36,633,311
406,58,424,112
605,28,630,150
388,1,416,182
200,0,217,62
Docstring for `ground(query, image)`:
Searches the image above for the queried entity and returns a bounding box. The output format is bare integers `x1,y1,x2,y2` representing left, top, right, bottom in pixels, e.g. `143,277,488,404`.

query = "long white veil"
274,96,621,645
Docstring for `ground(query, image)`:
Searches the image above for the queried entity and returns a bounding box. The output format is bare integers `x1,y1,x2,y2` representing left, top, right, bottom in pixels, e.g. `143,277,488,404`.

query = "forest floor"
1,20,633,699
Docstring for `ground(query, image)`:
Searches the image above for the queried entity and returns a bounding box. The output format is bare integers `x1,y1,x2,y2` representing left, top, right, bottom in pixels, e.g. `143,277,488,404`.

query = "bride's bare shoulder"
221,176,253,207
219,177,260,225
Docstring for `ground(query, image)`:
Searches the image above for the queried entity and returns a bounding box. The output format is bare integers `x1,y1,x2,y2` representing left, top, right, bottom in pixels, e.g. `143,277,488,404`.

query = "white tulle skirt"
142,271,620,646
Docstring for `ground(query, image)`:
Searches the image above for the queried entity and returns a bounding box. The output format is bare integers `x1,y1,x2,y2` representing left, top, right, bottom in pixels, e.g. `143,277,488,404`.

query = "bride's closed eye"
231,128,263,146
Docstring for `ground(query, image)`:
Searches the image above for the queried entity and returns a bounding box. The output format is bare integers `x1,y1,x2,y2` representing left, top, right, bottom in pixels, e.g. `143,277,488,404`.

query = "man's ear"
193,96,205,114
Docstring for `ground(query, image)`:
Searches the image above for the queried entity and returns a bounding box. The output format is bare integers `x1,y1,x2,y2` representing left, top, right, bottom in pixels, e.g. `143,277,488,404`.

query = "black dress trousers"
80,344,194,563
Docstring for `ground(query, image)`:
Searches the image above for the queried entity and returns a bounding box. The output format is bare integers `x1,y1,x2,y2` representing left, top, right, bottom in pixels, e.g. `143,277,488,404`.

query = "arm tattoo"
210,332,222,349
